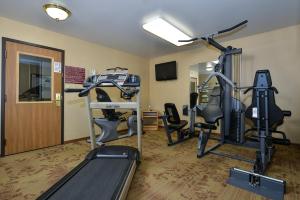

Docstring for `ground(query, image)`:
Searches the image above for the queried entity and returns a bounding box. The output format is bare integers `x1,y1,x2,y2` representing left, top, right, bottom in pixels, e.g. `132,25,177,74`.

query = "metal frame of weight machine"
180,20,286,200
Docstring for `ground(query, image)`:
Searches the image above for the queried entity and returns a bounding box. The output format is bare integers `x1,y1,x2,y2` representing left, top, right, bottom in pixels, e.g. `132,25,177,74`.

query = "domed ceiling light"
43,0,71,21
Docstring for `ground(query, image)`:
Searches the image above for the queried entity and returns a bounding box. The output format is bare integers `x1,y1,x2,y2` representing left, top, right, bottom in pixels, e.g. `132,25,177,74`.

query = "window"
18,54,52,102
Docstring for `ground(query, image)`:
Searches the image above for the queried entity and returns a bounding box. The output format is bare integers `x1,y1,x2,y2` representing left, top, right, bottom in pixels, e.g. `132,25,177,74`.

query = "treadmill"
38,68,142,200
38,146,139,200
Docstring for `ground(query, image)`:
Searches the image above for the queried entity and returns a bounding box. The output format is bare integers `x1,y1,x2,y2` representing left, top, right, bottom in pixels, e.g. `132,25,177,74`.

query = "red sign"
64,66,86,84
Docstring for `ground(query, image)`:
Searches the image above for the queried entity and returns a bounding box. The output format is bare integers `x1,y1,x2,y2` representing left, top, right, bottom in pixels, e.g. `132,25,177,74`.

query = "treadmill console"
84,67,140,87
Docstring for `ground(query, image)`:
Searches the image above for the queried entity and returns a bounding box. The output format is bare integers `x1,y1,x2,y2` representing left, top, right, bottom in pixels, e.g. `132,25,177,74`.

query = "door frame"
1,37,65,156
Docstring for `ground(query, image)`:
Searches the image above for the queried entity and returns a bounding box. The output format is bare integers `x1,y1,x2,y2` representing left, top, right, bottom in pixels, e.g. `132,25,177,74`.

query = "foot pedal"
227,168,285,200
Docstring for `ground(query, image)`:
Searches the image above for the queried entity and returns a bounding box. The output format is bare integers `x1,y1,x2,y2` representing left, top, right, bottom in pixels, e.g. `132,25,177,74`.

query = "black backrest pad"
253,69,272,87
95,88,119,121
164,103,181,124
190,92,198,109
200,87,223,124
245,70,283,128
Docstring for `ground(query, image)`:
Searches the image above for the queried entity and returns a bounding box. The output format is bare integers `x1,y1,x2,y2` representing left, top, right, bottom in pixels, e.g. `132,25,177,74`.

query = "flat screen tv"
155,61,177,81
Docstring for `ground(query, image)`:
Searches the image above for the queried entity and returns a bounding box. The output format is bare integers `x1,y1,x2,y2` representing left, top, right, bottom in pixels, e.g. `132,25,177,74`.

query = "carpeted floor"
0,129,299,200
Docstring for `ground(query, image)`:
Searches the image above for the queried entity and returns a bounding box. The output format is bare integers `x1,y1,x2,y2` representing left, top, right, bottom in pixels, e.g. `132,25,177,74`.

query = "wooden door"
2,40,64,155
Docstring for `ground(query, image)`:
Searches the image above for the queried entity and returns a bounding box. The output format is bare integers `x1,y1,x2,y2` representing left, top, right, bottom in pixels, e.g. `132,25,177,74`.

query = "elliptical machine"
92,88,137,143
83,67,140,144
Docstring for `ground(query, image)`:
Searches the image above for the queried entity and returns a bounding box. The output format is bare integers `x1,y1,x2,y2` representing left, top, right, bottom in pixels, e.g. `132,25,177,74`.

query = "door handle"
55,93,61,107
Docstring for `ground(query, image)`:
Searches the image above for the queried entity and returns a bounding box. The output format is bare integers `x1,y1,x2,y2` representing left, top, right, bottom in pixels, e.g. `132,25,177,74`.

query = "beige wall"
0,17,149,142
1,16,299,145
149,24,300,144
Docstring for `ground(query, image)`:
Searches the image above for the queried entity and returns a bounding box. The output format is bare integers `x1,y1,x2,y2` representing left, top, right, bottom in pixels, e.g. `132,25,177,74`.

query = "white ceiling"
0,0,299,58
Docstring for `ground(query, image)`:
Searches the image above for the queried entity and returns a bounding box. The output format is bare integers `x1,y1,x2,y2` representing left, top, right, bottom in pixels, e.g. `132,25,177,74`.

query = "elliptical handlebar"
106,67,128,71
78,79,137,97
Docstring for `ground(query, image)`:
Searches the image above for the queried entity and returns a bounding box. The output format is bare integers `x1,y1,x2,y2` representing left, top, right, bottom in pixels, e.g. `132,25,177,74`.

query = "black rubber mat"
48,158,131,200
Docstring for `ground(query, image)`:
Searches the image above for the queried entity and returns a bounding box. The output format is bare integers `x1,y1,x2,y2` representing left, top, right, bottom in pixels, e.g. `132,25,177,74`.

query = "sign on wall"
64,66,86,84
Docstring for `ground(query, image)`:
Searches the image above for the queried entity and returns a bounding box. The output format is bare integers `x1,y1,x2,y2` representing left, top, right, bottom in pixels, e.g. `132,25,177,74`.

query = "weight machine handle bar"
243,87,253,94
178,20,248,43
198,72,236,92
65,88,85,93
218,20,248,34
243,86,279,94
78,79,136,97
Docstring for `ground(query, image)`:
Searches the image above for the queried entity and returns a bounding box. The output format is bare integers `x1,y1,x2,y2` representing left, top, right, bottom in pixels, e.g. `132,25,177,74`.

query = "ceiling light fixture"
43,0,71,21
206,67,213,71
206,63,213,68
206,63,214,71
143,18,192,46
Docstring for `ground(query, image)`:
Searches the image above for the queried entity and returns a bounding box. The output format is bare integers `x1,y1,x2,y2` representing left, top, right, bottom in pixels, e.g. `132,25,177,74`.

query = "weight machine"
180,21,286,199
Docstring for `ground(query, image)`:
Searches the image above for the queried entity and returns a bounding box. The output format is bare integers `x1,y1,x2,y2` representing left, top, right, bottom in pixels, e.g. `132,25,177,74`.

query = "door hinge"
4,138,6,146
4,94,7,103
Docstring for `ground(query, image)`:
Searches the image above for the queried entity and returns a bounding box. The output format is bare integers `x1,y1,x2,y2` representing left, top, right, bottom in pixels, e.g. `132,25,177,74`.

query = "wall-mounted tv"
155,61,177,81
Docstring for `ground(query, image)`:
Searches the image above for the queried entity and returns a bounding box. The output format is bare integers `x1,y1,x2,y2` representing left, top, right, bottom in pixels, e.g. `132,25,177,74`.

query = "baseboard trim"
64,137,89,144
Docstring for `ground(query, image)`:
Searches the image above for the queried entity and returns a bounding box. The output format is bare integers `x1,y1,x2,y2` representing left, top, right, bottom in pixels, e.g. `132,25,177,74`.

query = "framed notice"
64,66,86,84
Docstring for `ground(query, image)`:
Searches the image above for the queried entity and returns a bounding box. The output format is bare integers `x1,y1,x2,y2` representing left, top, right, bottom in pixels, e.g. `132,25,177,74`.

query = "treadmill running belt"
47,158,131,200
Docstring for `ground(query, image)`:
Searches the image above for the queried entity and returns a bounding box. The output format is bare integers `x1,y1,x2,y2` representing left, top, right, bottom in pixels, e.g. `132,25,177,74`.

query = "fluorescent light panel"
143,18,192,46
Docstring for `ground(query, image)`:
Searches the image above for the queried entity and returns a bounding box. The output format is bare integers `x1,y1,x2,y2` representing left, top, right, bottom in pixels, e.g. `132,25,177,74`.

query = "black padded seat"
245,70,292,145
190,92,198,108
193,87,222,132
96,88,126,121
194,122,217,130
245,70,283,129
245,70,290,131
200,87,223,124
168,120,188,130
161,103,191,146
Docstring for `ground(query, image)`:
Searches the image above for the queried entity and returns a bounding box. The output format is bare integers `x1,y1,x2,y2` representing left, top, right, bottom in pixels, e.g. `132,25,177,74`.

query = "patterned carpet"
0,129,299,200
